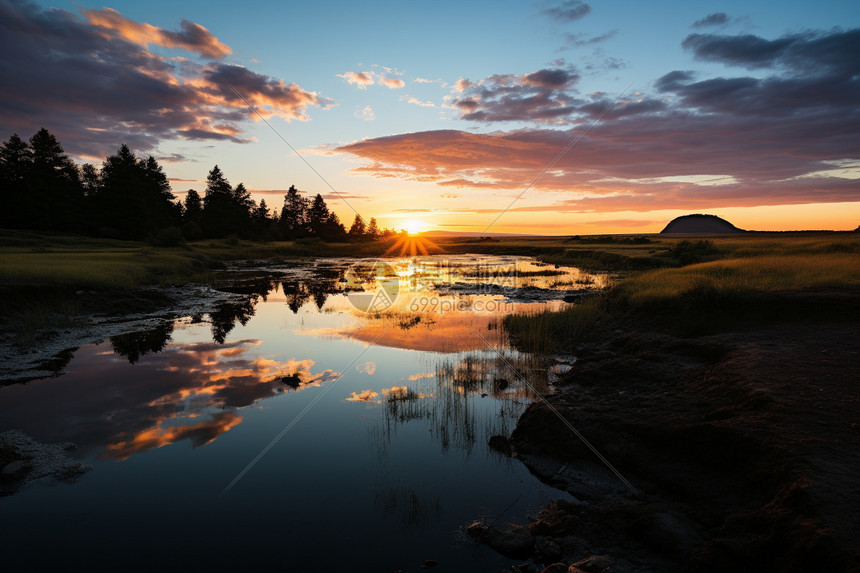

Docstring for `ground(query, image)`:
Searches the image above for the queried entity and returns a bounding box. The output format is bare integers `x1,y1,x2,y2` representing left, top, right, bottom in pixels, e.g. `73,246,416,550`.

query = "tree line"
0,128,397,243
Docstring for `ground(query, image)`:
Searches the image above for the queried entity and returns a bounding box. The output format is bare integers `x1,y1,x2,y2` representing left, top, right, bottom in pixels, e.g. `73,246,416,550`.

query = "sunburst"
383,233,443,257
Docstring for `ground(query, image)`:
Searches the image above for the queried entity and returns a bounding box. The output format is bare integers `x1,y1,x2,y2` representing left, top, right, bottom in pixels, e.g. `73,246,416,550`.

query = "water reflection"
110,322,174,363
364,352,549,458
5,256,602,463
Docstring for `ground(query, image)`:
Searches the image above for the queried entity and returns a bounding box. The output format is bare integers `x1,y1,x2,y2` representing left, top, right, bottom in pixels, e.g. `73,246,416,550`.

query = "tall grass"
617,253,860,305
502,296,604,354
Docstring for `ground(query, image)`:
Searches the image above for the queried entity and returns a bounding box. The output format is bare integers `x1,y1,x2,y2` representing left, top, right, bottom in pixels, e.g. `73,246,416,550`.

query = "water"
0,255,606,572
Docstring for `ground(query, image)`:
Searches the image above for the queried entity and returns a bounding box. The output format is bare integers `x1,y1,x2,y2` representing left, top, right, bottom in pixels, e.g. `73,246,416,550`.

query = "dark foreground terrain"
491,291,859,572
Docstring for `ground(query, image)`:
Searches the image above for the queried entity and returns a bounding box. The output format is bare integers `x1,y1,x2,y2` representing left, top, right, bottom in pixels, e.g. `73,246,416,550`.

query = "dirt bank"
505,291,860,572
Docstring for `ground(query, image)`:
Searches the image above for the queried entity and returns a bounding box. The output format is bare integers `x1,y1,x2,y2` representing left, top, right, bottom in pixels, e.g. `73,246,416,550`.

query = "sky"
2,0,859,234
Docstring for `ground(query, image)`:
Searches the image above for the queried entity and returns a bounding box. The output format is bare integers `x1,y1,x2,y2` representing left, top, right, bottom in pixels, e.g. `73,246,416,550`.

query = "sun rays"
383,232,442,256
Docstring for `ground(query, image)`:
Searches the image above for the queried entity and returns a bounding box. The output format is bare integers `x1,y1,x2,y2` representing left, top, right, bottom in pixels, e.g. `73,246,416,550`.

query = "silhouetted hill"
661,214,744,234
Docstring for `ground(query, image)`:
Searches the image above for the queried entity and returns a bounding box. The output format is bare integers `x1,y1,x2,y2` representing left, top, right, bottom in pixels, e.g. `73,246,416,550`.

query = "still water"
0,256,606,572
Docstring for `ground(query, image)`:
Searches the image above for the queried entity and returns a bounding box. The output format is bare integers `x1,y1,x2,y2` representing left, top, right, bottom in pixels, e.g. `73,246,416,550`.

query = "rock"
541,564,569,573
488,435,513,456
466,521,488,539
1,460,30,478
529,519,555,536
535,538,562,563
518,563,540,573
570,555,611,572
481,522,535,559
423,559,438,567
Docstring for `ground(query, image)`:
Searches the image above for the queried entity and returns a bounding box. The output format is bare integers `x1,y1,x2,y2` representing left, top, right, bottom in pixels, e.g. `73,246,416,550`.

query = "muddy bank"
500,293,860,572
0,430,90,496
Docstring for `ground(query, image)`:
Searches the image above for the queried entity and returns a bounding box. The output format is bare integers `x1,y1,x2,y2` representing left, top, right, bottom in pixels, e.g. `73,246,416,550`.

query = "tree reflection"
209,299,256,344
110,322,174,364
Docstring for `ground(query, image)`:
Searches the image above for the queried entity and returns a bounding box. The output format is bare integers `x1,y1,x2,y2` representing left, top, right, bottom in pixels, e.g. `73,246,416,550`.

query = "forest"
0,129,394,244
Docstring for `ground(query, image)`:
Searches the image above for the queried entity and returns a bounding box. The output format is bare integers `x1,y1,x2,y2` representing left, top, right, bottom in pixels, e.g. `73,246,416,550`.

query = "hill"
661,214,744,234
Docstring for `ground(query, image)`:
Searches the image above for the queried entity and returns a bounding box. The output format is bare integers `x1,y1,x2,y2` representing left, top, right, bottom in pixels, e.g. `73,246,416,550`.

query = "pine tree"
25,129,83,231
0,134,32,228
279,185,307,238
366,217,380,239
348,214,367,239
306,194,330,236
201,165,236,238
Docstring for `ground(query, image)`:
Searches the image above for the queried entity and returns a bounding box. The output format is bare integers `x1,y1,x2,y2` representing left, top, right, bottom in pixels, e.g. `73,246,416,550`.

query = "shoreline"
494,290,860,572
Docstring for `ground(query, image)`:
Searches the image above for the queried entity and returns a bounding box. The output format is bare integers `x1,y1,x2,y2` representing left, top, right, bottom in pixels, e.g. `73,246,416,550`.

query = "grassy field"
498,232,860,351
0,230,391,292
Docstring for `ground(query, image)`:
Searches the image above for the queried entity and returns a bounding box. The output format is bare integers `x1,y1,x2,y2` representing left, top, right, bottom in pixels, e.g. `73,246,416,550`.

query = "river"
0,255,608,571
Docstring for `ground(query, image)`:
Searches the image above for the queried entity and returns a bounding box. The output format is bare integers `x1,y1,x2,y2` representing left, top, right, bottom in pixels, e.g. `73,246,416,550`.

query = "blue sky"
6,0,860,232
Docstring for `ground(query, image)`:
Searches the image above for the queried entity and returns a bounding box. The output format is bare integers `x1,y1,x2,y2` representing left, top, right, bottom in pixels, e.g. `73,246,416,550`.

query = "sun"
404,219,423,235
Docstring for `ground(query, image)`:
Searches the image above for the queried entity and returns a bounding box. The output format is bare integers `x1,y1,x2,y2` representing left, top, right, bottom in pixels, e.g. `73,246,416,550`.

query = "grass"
616,252,860,306
502,296,604,354
500,233,860,350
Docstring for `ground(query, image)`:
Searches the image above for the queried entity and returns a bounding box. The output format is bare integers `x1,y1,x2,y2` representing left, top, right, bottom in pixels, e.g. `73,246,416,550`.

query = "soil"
505,290,860,572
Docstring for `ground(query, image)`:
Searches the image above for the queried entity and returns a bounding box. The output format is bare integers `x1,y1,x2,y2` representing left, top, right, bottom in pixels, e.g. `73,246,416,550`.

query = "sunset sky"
2,0,859,233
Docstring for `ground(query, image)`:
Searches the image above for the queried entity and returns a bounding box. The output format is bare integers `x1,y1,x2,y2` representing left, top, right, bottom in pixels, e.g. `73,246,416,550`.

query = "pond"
0,255,607,571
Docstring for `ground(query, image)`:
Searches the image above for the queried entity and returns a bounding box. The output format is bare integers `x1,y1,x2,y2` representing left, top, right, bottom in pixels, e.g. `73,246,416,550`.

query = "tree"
306,193,330,236
94,144,179,239
183,189,203,222
28,128,83,231
201,165,238,238
279,185,307,238
322,211,347,241
366,217,380,239
0,134,32,228
181,189,204,240
79,163,100,197
348,214,367,239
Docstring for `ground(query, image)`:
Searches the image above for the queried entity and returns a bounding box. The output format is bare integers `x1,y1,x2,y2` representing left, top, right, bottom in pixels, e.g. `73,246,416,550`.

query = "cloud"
542,0,591,22
681,29,860,74
334,28,860,213
356,105,375,121
403,96,435,108
338,71,375,88
692,12,730,28
449,67,582,123
83,7,232,59
0,1,331,158
565,30,617,47
414,77,447,86
582,219,654,227
378,75,405,89
338,69,405,89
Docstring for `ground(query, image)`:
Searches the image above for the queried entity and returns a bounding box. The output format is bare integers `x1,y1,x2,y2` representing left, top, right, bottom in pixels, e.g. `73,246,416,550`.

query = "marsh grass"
502,296,604,354
502,235,860,350
617,252,860,305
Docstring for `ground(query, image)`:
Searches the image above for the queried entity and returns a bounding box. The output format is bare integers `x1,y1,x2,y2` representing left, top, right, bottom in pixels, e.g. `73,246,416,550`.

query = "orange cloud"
83,8,231,59
335,123,860,212
338,71,375,88
346,389,379,402
0,3,332,156
104,411,241,460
